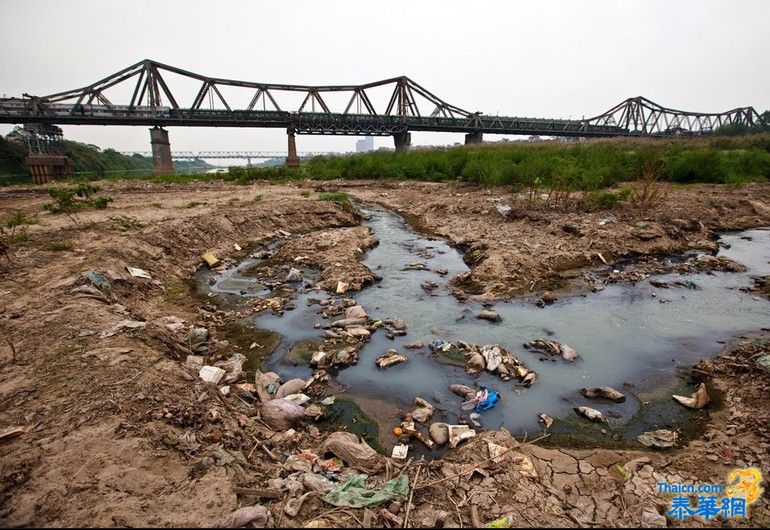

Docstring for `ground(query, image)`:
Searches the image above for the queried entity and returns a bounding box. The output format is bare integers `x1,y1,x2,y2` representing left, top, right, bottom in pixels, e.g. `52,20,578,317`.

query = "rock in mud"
321,432,386,474
345,327,371,340
286,267,303,282
581,386,626,403
637,429,678,449
345,305,368,320
477,310,501,323
435,267,448,276
574,406,608,423
672,382,710,409
541,291,558,304
199,365,226,385
393,318,407,331
538,412,554,429
449,384,476,399
331,317,368,328
404,341,424,349
429,422,449,445
464,351,486,374
376,349,408,369
336,281,350,294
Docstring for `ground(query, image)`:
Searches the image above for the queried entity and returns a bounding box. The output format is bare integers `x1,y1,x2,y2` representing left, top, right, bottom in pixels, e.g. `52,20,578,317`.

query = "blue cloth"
476,388,499,412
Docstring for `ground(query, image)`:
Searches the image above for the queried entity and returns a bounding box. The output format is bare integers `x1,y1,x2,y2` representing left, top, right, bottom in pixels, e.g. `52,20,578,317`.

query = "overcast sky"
1,0,768,157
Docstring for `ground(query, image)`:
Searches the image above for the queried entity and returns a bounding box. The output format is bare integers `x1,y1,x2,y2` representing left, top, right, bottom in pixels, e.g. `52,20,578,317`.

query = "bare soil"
1,179,768,527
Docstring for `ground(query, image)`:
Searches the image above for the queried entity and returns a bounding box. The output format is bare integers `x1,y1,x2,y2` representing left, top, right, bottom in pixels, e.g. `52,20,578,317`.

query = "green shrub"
43,182,114,214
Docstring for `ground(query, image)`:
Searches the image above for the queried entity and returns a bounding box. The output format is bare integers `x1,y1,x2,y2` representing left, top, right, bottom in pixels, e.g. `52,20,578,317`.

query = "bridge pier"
393,131,411,152
149,126,174,174
286,128,300,167
465,131,483,145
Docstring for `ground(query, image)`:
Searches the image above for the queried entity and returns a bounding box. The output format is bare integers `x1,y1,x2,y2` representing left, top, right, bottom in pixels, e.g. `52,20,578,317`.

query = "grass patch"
182,201,204,208
42,239,74,251
300,190,311,197
318,191,349,202
253,194,264,202
109,215,143,231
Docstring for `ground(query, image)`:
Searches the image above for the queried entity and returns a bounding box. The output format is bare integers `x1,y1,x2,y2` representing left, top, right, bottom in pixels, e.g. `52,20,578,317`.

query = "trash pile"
430,341,537,386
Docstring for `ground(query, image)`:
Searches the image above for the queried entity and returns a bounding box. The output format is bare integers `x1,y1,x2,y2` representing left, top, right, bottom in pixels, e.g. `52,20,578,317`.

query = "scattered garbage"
462,388,499,412
185,355,204,371
322,474,409,508
757,354,770,373
199,365,226,385
469,413,482,427
391,444,409,460
336,281,350,294
403,262,428,271
672,382,710,409
376,349,408,369
495,202,512,218
162,315,186,334
286,267,303,282
214,353,246,384
400,420,435,449
477,310,501,323
448,343,537,385
0,425,30,442
488,515,514,528
182,326,210,355
276,378,307,399
260,399,306,430
254,370,282,402
538,412,554,429
447,424,476,448
125,266,152,279
202,252,221,268
435,267,448,275
320,431,385,474
283,393,311,406
574,406,608,423
527,339,579,362
215,505,273,528
599,215,617,226
637,429,678,449
99,319,146,339
410,397,435,423
581,386,626,403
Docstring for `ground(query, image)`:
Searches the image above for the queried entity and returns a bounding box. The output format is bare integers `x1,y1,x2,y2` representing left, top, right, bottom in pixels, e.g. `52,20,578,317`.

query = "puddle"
201,204,770,452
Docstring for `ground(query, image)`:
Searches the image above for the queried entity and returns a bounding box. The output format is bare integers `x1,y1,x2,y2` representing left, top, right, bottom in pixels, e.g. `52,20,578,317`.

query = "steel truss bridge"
0,59,759,138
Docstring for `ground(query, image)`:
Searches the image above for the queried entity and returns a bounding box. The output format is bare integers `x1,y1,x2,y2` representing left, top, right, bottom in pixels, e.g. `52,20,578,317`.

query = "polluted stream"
200,203,770,455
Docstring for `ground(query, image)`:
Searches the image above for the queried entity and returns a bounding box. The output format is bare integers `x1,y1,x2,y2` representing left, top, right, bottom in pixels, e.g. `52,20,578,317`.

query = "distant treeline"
0,132,209,184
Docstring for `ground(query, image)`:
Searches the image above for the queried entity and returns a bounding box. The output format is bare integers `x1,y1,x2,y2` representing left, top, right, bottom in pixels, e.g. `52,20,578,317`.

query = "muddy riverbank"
0,179,768,527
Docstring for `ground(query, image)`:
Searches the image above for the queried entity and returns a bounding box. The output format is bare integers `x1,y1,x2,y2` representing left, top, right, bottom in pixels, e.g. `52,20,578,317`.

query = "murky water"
204,204,770,449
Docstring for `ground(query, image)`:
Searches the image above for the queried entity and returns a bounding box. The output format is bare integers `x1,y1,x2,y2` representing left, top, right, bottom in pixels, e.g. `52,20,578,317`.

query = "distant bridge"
120,150,337,161
0,59,760,173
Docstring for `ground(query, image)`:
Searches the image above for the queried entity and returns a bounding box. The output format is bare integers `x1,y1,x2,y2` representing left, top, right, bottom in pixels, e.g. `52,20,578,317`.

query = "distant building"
355,136,374,153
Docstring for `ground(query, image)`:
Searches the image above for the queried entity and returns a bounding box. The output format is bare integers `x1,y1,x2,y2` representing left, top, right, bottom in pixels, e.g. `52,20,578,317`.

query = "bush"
43,182,114,214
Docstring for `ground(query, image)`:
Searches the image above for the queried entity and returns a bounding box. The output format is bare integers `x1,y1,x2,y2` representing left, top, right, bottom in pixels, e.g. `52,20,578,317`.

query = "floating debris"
637,429,678,449
672,382,710,409
574,406,608,423
581,386,626,403
527,339,579,362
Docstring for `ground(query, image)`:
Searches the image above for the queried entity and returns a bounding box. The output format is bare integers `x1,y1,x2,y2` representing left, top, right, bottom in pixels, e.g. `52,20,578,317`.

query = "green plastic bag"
322,474,409,508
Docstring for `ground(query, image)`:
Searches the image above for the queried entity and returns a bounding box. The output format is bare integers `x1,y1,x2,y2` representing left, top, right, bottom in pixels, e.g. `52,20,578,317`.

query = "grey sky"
1,0,768,156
